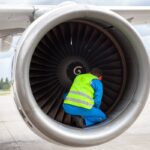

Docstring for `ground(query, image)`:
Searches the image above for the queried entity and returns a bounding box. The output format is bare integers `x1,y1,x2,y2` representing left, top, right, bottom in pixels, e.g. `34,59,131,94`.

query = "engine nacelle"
12,3,150,147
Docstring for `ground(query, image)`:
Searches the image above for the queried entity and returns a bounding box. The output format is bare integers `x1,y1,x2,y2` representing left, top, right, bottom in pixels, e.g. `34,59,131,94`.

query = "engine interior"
29,19,138,127
13,4,149,146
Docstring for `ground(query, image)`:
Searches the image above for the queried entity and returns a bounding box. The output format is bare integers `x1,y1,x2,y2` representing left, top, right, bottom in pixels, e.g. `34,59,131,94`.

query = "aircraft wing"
0,5,150,52
0,3,150,147
0,5,150,31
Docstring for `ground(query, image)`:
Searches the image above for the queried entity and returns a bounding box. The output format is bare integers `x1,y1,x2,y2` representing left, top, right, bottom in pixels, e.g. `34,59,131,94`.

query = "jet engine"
12,3,150,147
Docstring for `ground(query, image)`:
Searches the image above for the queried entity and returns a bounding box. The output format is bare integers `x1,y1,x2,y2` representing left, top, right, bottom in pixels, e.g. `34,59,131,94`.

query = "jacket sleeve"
91,79,103,108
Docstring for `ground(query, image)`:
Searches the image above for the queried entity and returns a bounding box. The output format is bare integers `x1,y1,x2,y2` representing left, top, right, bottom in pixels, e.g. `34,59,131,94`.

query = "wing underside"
0,4,150,52
0,5,150,30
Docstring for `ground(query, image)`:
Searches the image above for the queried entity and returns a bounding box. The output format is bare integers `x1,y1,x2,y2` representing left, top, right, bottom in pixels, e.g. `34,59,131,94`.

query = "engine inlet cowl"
29,20,127,127
13,4,150,147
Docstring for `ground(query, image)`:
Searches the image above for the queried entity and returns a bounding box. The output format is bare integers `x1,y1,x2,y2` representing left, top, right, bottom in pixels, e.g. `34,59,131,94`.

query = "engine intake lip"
14,4,150,147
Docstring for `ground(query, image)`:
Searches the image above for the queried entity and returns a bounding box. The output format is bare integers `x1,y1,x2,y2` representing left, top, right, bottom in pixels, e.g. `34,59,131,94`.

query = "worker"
63,68,107,127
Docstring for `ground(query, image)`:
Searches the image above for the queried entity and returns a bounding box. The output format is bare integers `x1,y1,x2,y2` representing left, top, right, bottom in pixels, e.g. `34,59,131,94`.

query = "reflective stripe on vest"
64,73,97,109
64,98,93,108
69,91,93,100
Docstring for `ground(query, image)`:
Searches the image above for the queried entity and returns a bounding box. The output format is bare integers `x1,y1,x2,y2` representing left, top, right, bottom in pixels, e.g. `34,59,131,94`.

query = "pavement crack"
3,123,22,150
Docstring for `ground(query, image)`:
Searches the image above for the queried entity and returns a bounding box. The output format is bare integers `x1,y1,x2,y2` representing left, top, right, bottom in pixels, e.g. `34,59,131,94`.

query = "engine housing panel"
13,4,150,147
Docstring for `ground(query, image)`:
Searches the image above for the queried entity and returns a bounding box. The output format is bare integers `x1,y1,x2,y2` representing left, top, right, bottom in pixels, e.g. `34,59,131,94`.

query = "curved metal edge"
13,3,150,147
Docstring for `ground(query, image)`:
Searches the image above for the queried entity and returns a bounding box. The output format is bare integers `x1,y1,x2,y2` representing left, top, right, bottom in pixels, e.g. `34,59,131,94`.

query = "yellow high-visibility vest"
64,73,98,109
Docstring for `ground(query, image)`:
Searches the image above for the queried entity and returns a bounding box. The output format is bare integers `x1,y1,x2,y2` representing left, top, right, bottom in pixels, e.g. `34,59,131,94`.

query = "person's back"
64,73,97,109
63,68,107,127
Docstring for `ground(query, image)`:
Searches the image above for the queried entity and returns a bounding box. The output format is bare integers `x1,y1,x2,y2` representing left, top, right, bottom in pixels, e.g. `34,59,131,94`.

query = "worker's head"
90,68,103,80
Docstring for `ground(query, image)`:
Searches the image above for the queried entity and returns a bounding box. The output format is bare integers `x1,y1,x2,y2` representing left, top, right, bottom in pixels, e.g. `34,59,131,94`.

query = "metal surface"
0,5,34,30
13,3,150,147
34,5,150,24
29,20,127,127
0,4,150,31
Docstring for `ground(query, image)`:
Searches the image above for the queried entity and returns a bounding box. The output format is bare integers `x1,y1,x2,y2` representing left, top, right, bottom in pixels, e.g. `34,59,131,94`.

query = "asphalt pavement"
0,94,150,150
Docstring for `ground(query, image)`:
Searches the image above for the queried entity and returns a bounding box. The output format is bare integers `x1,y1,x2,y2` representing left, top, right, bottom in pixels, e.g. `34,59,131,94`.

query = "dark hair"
90,68,103,77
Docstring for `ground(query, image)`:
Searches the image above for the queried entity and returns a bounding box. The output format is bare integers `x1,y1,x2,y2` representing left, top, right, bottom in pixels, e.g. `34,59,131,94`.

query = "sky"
0,0,149,6
0,57,12,80
0,36,20,80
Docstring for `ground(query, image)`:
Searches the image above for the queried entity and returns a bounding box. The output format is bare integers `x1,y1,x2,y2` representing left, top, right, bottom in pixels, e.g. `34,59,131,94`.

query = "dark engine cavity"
29,20,127,127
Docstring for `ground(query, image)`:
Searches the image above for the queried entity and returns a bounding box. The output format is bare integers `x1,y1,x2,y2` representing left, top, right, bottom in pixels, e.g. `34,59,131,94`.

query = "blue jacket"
91,79,103,108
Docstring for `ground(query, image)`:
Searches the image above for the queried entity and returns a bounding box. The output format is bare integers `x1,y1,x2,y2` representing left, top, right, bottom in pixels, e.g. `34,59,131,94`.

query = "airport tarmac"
0,94,150,150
